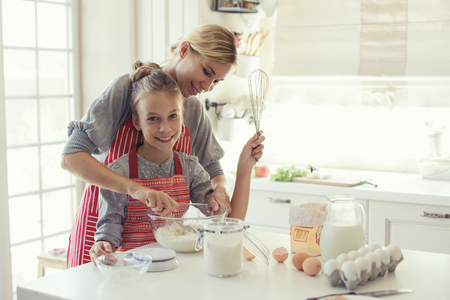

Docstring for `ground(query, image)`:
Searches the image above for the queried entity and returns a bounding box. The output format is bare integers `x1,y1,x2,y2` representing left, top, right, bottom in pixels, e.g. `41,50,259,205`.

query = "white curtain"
272,0,450,77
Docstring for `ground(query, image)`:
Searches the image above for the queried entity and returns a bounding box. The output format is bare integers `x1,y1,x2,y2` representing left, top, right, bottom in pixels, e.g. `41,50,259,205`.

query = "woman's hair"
168,23,238,66
129,60,183,117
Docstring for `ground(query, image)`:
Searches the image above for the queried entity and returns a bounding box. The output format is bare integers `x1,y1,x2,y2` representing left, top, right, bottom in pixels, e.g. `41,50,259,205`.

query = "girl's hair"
129,60,183,118
168,24,238,66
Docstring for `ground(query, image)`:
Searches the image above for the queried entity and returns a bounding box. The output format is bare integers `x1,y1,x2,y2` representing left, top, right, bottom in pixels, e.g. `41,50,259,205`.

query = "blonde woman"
62,24,238,268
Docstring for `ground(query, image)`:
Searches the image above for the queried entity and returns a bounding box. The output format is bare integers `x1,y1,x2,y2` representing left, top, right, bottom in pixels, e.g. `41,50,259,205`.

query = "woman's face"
175,43,233,98
132,92,182,163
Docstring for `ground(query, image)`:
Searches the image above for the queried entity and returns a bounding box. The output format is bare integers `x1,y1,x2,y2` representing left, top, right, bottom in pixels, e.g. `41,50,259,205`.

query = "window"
1,0,77,296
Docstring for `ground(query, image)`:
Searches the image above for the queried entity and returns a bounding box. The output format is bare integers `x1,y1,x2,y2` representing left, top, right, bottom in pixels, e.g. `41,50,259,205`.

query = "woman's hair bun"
130,60,161,82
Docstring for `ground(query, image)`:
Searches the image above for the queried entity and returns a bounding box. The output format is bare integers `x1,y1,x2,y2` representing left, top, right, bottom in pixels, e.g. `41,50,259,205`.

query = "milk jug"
320,195,367,262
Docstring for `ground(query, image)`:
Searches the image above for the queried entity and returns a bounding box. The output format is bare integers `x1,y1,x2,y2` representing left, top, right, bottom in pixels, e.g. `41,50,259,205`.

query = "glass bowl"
146,203,226,252
95,252,152,281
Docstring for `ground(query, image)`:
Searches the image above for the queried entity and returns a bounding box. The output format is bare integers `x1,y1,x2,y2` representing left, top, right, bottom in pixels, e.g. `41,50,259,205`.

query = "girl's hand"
209,185,231,214
239,130,265,168
90,241,116,264
130,185,179,216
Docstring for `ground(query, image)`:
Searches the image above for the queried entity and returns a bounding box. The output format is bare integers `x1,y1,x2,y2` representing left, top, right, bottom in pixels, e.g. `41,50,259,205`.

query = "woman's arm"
228,132,265,221
61,152,178,215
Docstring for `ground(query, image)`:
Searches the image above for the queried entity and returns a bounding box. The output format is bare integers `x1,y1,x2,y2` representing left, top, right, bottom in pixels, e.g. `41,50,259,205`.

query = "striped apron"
67,116,191,268
118,145,190,251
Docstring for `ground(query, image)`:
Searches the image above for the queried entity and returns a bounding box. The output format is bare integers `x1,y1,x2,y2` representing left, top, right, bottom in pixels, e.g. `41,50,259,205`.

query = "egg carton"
322,243,404,290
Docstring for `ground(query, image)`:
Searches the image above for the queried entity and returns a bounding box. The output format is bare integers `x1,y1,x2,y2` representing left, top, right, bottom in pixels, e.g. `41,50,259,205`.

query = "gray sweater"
62,73,225,178
95,151,213,247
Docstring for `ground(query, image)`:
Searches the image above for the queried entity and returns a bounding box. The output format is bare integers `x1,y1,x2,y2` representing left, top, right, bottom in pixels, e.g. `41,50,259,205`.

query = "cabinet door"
245,190,326,232
369,201,450,254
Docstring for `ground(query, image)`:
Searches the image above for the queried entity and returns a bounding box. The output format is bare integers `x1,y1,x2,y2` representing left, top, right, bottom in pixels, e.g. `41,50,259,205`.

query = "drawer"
245,190,327,229
385,202,450,225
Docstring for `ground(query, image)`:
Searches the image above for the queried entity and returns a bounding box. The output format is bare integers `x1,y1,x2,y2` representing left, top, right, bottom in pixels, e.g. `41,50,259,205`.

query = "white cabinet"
244,190,326,234
369,201,450,254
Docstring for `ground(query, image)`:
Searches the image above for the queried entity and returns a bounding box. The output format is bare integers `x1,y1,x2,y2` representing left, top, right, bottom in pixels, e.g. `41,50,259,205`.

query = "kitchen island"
17,231,450,300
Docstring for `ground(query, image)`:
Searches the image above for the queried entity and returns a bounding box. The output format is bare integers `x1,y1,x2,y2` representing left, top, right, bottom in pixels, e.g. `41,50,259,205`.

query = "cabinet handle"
421,212,450,219
268,197,291,204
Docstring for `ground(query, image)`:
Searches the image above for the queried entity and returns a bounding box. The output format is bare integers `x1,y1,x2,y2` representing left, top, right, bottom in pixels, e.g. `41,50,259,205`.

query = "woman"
61,24,238,268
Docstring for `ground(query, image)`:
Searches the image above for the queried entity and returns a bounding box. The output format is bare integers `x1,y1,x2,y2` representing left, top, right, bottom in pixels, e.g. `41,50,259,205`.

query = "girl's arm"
228,132,265,220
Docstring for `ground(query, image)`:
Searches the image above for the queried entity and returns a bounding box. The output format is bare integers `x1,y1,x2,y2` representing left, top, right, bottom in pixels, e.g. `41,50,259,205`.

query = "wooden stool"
37,253,67,277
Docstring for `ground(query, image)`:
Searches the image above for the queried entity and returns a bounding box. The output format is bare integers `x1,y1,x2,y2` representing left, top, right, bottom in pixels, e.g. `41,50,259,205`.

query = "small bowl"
95,252,152,281
146,203,226,252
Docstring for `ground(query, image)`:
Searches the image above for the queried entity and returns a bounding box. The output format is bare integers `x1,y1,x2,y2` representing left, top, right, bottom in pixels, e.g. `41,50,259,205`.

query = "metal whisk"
248,69,269,161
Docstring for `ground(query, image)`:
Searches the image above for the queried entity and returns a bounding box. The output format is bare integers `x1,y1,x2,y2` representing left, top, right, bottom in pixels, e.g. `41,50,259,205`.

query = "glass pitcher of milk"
320,195,367,262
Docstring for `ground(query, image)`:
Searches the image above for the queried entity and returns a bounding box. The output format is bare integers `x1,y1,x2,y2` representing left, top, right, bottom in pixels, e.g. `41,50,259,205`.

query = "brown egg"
303,257,322,276
292,252,311,270
243,246,255,260
272,247,289,263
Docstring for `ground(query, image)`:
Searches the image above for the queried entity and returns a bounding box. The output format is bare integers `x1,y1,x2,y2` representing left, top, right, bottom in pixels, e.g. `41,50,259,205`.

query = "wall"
79,0,201,114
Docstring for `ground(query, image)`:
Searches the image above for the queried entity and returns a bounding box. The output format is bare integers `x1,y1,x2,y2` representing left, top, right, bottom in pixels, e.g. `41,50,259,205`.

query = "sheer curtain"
272,0,450,77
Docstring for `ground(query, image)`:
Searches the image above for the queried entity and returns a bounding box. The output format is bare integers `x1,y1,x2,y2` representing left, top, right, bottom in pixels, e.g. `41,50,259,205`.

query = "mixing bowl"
146,203,226,252
95,252,152,280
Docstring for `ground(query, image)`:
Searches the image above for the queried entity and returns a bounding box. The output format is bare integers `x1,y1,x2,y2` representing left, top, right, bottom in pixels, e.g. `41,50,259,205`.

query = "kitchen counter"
17,231,450,300
230,168,450,206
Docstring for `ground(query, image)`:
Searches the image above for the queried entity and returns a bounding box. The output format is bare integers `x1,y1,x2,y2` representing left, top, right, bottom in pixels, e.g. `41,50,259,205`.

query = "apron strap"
129,143,140,179
173,151,183,175
125,115,135,129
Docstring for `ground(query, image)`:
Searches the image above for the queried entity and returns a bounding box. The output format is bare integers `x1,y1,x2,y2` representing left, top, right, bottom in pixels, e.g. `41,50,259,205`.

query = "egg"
385,244,402,261
292,252,311,270
272,247,289,263
348,250,362,261
374,249,390,276
367,242,382,252
303,257,322,276
374,249,390,265
336,253,351,265
354,257,371,285
323,259,341,276
358,246,371,256
364,252,381,280
322,259,341,286
384,244,404,272
243,246,255,260
340,261,361,290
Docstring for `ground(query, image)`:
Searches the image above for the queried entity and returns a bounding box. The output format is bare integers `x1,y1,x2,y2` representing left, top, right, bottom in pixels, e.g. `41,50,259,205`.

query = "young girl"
63,24,238,267
90,61,264,262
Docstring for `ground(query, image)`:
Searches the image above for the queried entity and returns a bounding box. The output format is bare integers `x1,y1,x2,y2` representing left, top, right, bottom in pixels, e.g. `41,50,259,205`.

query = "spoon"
173,220,196,234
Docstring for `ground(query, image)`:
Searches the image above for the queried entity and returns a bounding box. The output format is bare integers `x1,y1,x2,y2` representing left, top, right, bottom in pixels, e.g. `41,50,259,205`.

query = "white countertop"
17,231,450,300
230,168,450,206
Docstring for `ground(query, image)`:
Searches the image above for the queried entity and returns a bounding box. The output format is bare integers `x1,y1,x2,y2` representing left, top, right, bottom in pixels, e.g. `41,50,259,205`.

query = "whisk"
248,69,269,161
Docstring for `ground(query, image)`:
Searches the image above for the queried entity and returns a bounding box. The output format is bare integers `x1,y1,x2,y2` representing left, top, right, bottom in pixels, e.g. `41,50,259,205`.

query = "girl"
62,24,238,267
90,62,264,261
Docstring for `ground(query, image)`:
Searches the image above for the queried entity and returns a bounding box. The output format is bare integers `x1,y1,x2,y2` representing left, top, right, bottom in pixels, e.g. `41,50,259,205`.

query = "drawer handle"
268,197,291,204
421,212,450,219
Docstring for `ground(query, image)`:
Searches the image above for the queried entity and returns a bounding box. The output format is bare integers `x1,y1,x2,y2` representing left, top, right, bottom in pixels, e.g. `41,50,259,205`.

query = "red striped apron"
118,145,190,251
67,116,191,268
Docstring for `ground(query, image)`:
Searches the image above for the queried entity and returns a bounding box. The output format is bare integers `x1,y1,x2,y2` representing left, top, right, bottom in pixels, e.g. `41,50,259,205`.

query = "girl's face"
175,43,233,98
132,92,182,164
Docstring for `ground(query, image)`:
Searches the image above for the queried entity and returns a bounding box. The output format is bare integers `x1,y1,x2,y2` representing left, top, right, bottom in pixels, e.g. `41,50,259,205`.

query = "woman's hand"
129,184,179,216
209,184,231,214
90,241,116,264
